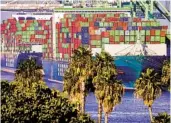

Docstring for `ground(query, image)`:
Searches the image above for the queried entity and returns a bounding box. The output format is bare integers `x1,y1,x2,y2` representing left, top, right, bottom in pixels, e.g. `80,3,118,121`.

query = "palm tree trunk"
98,100,102,123
148,106,153,122
105,113,108,123
81,81,85,113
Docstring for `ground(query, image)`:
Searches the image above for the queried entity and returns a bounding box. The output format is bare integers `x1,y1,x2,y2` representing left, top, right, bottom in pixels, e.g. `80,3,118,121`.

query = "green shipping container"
56,53,60,58
115,36,119,42
130,36,134,41
142,22,146,26
130,31,135,35
146,22,151,26
140,30,145,35
120,30,124,35
99,22,104,27
115,30,119,35
146,30,150,35
91,40,101,45
64,54,69,59
160,37,165,43
132,22,136,26
62,43,69,48
141,36,145,41
125,36,129,41
155,36,160,41
102,38,109,43
137,22,141,26
155,30,160,36
151,36,155,41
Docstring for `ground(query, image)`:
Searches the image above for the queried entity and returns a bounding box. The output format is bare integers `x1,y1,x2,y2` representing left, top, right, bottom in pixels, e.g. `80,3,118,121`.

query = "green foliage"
134,68,162,107
152,112,170,123
15,58,43,83
1,80,94,123
1,57,94,123
92,51,124,123
63,47,94,113
161,60,170,91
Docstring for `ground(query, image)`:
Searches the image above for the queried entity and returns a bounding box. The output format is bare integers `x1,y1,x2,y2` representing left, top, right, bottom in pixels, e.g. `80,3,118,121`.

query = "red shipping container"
162,26,168,30
46,34,49,39
129,42,135,44
31,38,35,42
22,27,26,31
138,26,143,30
120,36,124,42
113,22,118,27
25,23,30,27
146,36,151,41
44,26,49,30
19,20,24,23
89,22,94,27
114,13,119,17
102,32,109,37
123,26,127,30
150,30,155,36
109,36,114,42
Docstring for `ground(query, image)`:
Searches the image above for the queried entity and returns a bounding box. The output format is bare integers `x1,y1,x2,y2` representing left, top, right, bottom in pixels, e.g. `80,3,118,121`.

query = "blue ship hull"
1,52,43,70
1,51,169,88
42,56,169,88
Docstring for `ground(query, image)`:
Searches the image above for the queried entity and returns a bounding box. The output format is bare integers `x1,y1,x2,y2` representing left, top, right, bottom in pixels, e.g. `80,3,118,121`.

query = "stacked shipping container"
1,13,168,60
1,18,52,59
55,13,168,59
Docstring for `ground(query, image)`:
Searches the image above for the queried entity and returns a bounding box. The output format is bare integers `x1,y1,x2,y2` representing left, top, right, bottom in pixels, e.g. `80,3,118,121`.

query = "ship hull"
1,53,169,88
42,55,169,88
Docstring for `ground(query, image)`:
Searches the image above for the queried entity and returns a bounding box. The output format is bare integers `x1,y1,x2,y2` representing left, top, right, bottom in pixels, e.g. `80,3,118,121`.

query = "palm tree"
134,68,162,122
15,58,43,87
63,47,93,113
161,60,170,91
93,75,105,123
93,52,124,123
103,81,124,123
152,112,170,123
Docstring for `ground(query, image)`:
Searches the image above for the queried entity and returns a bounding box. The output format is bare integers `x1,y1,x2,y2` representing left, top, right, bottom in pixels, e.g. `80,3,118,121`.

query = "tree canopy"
1,57,94,123
1,80,94,123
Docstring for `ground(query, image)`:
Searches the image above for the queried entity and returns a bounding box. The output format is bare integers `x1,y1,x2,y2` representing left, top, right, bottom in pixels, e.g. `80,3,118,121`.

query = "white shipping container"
99,28,106,32
95,30,101,35
125,31,129,35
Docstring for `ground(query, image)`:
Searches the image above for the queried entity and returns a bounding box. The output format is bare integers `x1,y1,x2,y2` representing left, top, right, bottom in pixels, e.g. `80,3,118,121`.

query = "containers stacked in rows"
1,17,52,59
0,13,168,60
55,13,168,59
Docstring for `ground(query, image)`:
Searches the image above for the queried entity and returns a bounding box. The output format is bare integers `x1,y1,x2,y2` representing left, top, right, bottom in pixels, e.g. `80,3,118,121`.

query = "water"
1,71,170,123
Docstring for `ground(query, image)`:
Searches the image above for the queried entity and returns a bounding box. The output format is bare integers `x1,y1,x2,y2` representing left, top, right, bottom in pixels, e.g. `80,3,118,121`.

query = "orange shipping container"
89,22,94,27
160,31,166,37
89,29,95,35
150,30,155,36
109,36,114,42
75,22,80,27
90,35,96,40
118,22,123,27
95,35,101,40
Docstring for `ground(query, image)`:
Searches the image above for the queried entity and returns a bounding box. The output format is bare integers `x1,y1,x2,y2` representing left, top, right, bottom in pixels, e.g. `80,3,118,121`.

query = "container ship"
1,7,170,88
